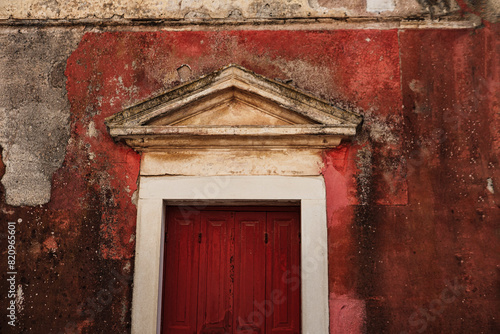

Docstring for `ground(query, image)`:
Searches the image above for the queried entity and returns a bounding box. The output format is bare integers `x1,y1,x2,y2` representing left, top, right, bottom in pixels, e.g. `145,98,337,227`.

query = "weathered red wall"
0,26,498,333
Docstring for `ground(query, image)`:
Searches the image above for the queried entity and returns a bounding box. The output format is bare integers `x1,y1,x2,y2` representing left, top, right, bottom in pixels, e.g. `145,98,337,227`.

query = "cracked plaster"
0,28,83,206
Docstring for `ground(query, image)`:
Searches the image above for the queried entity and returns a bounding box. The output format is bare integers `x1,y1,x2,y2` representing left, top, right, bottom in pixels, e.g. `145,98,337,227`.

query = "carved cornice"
106,65,362,151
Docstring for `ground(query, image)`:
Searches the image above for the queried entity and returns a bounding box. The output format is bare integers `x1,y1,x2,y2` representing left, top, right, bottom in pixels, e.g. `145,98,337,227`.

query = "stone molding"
106,64,362,151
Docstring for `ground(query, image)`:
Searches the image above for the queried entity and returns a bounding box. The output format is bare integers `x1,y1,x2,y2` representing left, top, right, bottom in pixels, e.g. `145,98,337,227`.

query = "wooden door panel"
162,207,301,334
234,212,267,334
266,212,301,334
162,209,200,334
198,211,234,334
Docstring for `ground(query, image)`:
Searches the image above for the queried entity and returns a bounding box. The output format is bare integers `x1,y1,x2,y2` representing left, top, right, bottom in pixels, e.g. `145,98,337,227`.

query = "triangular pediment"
145,87,317,126
105,65,362,150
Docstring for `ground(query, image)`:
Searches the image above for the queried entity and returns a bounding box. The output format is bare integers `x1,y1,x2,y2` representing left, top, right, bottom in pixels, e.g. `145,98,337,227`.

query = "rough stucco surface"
0,28,83,206
463,0,500,22
0,25,498,334
0,0,463,20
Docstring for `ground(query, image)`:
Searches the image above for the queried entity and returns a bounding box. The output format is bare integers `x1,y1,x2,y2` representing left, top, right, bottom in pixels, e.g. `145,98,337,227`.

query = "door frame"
131,175,329,334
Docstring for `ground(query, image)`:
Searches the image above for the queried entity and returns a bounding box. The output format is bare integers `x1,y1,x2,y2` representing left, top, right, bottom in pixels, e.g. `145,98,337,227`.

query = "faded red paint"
0,26,498,333
329,295,366,334
42,236,58,252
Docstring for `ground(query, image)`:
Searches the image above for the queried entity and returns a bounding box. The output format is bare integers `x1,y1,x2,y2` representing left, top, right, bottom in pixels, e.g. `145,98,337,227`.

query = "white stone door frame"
131,175,329,334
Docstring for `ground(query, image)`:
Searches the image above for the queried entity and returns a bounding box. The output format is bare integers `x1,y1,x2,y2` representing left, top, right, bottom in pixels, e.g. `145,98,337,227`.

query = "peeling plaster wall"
0,28,83,206
0,2,499,334
0,0,462,20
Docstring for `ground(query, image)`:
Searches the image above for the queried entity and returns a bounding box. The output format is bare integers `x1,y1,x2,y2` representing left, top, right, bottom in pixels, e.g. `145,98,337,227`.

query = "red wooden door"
162,208,200,334
265,212,301,334
161,207,301,334
234,212,267,333
197,211,233,333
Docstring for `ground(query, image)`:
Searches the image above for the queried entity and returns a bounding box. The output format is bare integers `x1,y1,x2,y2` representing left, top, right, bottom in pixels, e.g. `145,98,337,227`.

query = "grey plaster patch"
0,28,83,206
0,0,472,20
248,0,304,17
486,177,494,194
464,0,500,22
